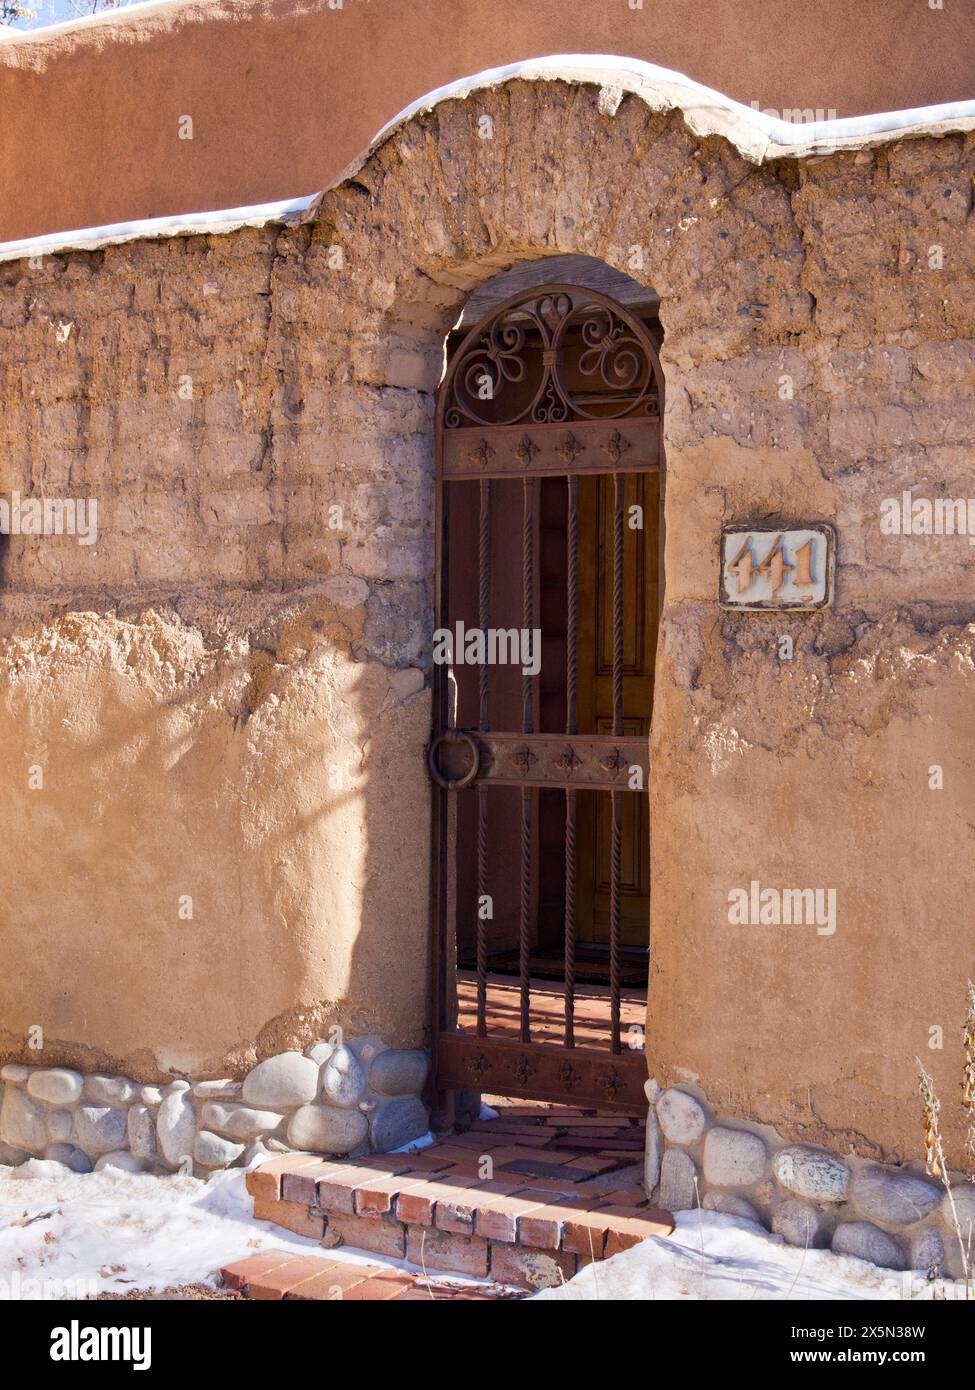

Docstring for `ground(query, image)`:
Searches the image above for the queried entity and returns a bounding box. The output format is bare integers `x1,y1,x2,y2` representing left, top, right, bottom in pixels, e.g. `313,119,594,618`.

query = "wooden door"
576,470,659,947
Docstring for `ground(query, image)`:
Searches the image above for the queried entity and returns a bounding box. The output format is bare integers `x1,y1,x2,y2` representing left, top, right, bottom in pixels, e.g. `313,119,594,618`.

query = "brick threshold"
242,1102,674,1293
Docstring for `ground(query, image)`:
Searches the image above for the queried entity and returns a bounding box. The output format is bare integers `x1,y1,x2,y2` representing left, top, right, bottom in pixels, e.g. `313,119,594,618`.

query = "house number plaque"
719,524,835,610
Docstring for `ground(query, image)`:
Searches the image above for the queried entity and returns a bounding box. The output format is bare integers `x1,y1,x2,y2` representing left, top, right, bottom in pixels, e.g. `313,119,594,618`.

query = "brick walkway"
239,1101,673,1295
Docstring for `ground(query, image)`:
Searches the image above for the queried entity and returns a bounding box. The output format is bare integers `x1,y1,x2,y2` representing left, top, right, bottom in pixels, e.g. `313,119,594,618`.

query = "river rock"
659,1147,697,1210
192,1080,242,1100
940,1183,975,1233
910,1227,945,1275
73,1105,127,1156
0,1142,29,1166
26,1068,84,1107
657,1088,707,1145
368,1049,429,1097
304,1041,335,1066
831,1221,905,1270
287,1103,368,1154
703,1127,767,1187
156,1085,197,1169
320,1046,366,1107
851,1167,940,1225
242,1052,319,1109
140,1086,163,1106
347,1036,389,1070
200,1102,283,1141
772,1198,827,1247
0,1087,47,1152
46,1109,74,1144
0,1065,29,1084
773,1145,850,1203
193,1130,245,1167
703,1191,763,1223
369,1096,427,1151
44,1143,92,1173
85,1074,138,1105
644,1109,663,1193
127,1105,157,1162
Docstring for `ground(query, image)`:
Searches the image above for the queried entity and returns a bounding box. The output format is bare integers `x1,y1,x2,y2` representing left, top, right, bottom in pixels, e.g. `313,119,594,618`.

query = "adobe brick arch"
307,76,813,403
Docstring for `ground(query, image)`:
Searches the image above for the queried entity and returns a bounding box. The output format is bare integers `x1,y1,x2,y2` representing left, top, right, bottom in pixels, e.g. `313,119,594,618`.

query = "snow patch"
536,1210,967,1301
0,1164,392,1297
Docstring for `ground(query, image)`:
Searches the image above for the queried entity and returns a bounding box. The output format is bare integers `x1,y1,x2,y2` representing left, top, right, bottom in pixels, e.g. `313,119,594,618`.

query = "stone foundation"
645,1082,974,1279
0,1038,429,1177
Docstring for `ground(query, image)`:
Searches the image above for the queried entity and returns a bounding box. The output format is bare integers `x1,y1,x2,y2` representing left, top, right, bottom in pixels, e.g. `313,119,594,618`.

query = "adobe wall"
1,0,974,241
0,78,973,1168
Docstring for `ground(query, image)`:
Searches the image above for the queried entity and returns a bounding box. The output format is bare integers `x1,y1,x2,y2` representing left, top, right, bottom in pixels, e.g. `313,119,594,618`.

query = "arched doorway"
428,267,664,1115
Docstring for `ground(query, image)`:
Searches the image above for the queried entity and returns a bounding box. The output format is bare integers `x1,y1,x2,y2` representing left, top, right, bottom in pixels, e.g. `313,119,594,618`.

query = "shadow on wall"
0,597,434,1081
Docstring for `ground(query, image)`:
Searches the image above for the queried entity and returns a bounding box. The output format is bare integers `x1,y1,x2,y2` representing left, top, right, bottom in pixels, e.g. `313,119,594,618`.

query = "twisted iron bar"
564,475,579,1049
610,473,625,1054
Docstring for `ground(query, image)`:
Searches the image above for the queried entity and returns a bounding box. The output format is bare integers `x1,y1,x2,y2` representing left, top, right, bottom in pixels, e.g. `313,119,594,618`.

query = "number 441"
727,532,815,596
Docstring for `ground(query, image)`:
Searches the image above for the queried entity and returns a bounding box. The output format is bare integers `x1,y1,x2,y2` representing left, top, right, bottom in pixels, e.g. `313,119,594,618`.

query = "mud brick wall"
0,80,972,1166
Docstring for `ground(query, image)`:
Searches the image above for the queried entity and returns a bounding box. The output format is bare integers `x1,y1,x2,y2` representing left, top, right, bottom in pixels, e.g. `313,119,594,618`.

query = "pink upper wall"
1,0,974,242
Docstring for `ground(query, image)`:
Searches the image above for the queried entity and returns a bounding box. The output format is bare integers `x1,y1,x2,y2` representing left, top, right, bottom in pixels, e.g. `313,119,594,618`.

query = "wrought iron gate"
428,284,664,1114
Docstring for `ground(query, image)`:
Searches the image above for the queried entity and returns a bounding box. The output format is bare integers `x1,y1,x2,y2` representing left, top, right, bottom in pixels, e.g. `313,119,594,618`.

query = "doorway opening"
428,257,664,1113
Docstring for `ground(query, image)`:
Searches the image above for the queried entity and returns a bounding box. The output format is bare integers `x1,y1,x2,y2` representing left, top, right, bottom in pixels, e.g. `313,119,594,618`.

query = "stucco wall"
0,79,973,1164
1,0,974,240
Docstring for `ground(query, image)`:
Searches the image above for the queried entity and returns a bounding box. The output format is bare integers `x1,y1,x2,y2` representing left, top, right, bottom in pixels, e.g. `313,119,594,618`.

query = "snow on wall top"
1,54,973,267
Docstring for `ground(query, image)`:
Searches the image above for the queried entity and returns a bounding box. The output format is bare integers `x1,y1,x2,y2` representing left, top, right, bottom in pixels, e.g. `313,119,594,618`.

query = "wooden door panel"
576,472,658,948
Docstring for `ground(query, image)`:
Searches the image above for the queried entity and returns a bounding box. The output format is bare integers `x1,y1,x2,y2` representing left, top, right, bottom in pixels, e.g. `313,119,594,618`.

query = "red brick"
562,1155,629,1175
490,1242,577,1291
350,1154,421,1174
474,1190,554,1242
285,1262,379,1300
353,1172,434,1217
326,1212,407,1259
431,1180,524,1235
342,1271,415,1301
497,1157,586,1184
489,1146,578,1166
407,1225,490,1278
600,1208,674,1256
252,1196,325,1240
560,1211,615,1259
245,1154,323,1202
220,1251,296,1291
246,1256,337,1301
469,1120,546,1135
517,1198,591,1251
597,1186,648,1207
313,1165,367,1216
282,1160,348,1205
396,1177,476,1228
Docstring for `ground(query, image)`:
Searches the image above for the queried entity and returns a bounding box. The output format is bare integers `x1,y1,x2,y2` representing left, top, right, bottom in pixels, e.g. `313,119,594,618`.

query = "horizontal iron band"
437,1032,648,1114
442,418,660,480
430,730,649,790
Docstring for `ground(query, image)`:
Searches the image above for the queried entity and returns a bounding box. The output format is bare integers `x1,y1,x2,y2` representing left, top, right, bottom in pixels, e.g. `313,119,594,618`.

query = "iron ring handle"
428,731,480,790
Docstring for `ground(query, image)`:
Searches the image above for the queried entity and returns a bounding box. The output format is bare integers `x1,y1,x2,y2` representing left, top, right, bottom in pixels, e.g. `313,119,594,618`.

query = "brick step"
246,1151,674,1292
220,1251,524,1301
